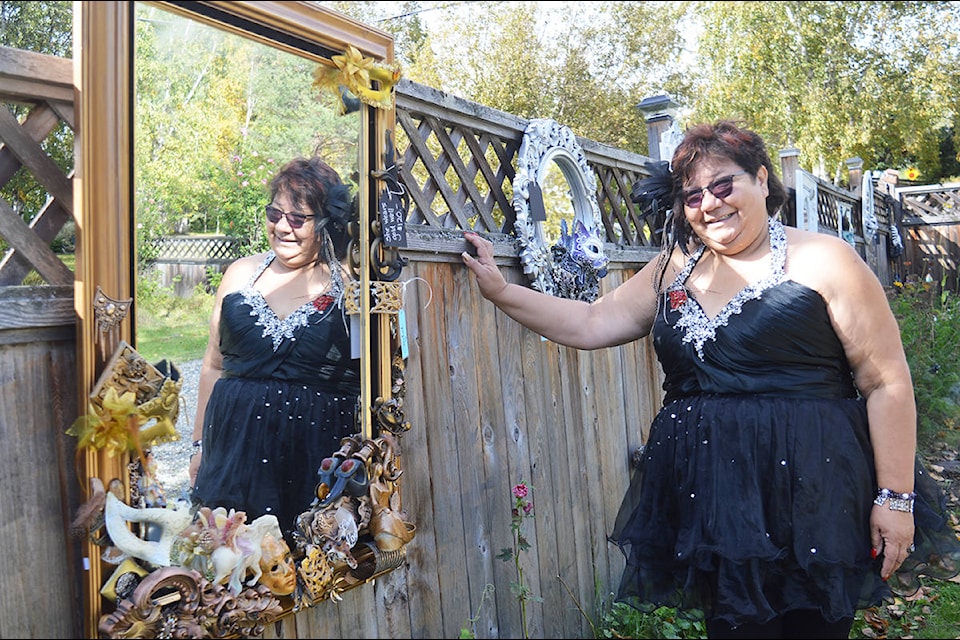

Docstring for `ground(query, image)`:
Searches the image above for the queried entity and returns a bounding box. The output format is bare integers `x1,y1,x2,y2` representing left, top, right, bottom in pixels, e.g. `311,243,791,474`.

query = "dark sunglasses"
265,204,314,229
682,170,747,208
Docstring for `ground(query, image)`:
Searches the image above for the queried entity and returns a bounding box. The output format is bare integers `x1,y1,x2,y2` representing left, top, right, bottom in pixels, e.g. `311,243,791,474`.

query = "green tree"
688,1,960,184
0,0,71,55
327,1,686,156
330,1,960,185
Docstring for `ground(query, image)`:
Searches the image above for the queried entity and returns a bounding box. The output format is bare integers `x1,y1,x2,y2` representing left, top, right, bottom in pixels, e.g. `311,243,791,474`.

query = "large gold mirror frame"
75,2,400,637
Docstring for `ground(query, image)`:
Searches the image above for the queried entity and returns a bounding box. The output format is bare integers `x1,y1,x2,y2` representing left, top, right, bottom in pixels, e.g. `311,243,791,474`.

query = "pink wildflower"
512,484,528,499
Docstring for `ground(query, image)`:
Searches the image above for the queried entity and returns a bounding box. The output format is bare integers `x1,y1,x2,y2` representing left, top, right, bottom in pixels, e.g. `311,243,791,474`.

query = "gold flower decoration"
313,44,402,112
68,386,147,458
68,378,182,466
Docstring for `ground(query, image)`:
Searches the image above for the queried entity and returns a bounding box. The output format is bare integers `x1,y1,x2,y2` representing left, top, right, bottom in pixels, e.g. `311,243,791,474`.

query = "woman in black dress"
190,156,360,544
462,121,960,638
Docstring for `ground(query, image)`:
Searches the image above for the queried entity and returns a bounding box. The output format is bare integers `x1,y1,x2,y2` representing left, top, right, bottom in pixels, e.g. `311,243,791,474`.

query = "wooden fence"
144,235,246,296
898,182,960,290
0,45,920,640
0,45,82,640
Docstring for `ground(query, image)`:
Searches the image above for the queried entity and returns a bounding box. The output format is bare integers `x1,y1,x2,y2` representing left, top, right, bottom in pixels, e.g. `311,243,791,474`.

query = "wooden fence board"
593,274,633,593
467,266,527,637
415,261,473,638
522,313,583,637
0,45,73,104
448,260,505,638
554,344,598,637
0,285,74,330
394,260,444,639
0,336,79,639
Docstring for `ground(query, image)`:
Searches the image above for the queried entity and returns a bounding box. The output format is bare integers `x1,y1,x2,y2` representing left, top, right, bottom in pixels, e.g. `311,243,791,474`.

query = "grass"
851,578,960,639
134,275,214,364
135,309,210,364
588,578,960,639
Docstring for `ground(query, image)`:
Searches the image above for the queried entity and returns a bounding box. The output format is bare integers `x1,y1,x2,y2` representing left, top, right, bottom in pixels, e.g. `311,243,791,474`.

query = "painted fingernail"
870,548,878,559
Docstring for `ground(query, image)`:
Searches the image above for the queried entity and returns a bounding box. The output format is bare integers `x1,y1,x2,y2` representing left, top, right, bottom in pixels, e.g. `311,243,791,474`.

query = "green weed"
887,278,960,448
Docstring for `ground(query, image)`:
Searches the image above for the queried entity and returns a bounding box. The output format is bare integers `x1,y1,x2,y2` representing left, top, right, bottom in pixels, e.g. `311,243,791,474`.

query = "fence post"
779,147,800,191
846,157,863,197
878,168,899,197
637,94,680,162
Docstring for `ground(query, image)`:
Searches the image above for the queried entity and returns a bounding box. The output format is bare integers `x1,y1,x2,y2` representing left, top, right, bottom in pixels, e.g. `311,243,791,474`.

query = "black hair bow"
323,182,355,230
630,161,675,218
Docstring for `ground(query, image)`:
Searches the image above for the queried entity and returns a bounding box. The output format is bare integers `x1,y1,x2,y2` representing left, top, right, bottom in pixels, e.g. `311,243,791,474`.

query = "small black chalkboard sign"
528,182,546,222
379,187,408,248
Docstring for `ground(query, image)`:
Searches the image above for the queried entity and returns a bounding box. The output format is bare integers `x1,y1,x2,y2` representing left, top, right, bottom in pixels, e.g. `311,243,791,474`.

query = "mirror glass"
132,2,361,500
538,158,577,247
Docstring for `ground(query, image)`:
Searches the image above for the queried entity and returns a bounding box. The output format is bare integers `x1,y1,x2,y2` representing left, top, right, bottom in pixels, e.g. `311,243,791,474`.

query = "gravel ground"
149,358,202,501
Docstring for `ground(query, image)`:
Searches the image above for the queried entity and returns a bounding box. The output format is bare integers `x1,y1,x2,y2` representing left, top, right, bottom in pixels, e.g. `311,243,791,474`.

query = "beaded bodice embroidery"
670,217,787,360
240,251,345,351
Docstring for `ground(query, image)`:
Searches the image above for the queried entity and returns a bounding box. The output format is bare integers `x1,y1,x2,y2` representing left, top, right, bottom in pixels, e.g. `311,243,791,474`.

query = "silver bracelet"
874,487,916,513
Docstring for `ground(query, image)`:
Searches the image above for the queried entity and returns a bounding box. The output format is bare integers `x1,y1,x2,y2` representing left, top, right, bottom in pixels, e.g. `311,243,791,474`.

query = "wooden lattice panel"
146,235,246,262
394,80,659,248
396,108,517,234
901,185,960,224
0,47,75,286
592,163,660,247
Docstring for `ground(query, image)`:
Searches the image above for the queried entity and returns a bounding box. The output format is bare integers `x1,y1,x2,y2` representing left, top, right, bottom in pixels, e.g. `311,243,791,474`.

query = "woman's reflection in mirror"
189,155,361,545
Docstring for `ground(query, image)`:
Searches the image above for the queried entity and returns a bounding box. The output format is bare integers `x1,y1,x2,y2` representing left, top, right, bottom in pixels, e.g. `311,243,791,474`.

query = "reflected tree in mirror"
538,160,576,247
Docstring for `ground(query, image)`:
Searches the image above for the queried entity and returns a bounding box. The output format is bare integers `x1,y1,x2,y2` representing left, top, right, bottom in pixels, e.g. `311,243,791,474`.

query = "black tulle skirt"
191,376,357,541
608,394,960,628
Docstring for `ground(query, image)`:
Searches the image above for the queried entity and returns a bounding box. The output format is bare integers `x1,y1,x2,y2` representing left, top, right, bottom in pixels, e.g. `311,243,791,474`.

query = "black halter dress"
191,251,360,541
609,217,960,627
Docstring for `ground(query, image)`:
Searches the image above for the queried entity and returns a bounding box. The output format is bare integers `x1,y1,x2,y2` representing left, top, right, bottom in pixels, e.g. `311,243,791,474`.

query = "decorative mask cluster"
550,218,610,302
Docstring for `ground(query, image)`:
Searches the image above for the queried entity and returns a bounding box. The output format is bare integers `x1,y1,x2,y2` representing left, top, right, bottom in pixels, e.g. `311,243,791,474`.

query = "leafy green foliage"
0,0,71,55
597,602,705,639
852,579,960,639
691,1,960,184
333,1,960,184
887,278,960,447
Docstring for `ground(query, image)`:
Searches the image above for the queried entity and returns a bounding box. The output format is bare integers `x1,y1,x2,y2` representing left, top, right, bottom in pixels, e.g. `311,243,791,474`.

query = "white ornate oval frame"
513,118,607,298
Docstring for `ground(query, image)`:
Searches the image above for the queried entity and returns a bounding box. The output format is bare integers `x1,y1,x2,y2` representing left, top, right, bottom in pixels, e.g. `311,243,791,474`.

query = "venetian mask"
258,533,296,596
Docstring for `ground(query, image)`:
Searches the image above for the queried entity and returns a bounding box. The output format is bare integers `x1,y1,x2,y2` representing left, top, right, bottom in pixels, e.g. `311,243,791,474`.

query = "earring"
322,228,344,298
